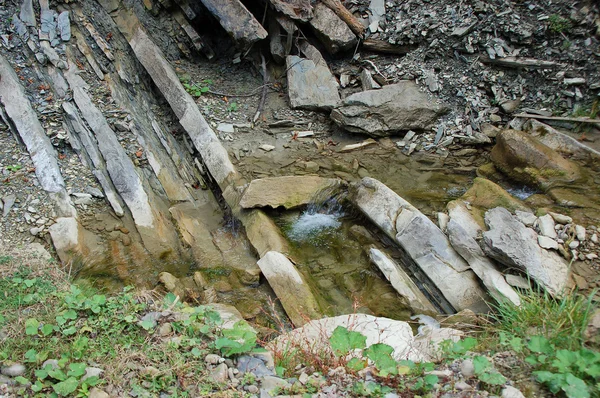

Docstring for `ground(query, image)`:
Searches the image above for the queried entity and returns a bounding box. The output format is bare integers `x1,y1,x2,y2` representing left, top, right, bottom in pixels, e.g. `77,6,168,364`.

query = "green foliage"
181,79,213,97
227,102,238,112
215,320,258,357
489,288,595,350
548,14,572,33
6,164,22,172
330,326,367,357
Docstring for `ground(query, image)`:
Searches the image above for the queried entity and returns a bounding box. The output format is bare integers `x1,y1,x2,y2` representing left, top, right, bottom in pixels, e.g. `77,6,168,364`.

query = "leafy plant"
182,79,213,97
215,320,259,357
227,102,238,112
6,164,22,172
548,14,572,33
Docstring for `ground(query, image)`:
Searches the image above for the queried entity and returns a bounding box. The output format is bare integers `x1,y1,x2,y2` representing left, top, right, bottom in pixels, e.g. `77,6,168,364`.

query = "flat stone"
350,177,489,312
331,81,448,137
286,55,340,111
548,211,572,224
369,248,437,313
483,207,569,296
538,235,558,250
575,225,586,241
505,274,531,289
514,210,537,227
19,0,36,27
538,214,558,239
259,144,275,151
309,3,357,54
261,375,291,393
236,355,274,378
2,194,16,217
217,123,235,133
239,176,341,210
257,251,321,327
57,11,71,41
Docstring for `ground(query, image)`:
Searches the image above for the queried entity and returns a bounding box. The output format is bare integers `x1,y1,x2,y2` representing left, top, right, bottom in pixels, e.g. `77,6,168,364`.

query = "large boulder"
309,3,357,54
257,251,321,327
482,207,569,296
490,129,581,189
286,55,340,111
269,314,463,363
239,176,342,210
330,81,448,137
349,177,489,312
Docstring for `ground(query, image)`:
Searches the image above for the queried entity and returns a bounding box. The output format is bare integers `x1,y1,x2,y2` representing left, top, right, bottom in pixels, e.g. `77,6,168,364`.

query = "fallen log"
199,0,268,46
361,39,414,55
320,0,365,38
479,55,560,68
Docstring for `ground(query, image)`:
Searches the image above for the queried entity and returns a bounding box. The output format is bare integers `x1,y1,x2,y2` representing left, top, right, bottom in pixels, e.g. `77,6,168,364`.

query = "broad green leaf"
31,380,44,392
25,318,40,335
528,336,553,354
563,373,590,398
423,374,439,387
67,363,87,378
55,316,66,326
41,324,55,336
63,310,77,320
534,371,564,394
553,349,578,373
52,377,79,396
329,326,367,357
48,368,67,381
347,357,366,371
478,371,507,385
364,343,397,376
35,368,49,379
452,337,478,355
140,320,155,330
24,349,38,363
191,347,202,357
14,376,29,385
163,292,177,306
62,326,77,336
24,279,36,287
472,356,491,374
83,375,99,386
509,337,524,353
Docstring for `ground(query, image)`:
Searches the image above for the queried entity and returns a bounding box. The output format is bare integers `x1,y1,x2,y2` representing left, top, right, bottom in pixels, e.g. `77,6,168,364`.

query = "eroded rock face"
482,207,569,296
286,55,340,111
490,129,581,189
269,314,463,363
330,82,448,137
239,176,342,210
350,177,489,312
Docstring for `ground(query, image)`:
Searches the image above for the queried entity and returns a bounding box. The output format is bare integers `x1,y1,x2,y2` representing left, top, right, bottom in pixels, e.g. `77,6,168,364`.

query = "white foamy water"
288,212,342,241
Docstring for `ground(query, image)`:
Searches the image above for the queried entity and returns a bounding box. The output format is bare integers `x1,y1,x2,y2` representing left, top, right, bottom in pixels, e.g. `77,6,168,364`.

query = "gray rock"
19,0,36,27
82,367,103,381
455,381,472,390
88,388,110,398
460,359,475,378
1,364,26,377
210,363,228,384
260,375,290,393
2,194,16,217
361,69,381,91
286,55,340,111
309,3,357,54
71,192,93,205
57,11,71,41
537,214,557,239
205,354,221,365
447,218,521,306
86,186,104,198
483,207,569,296
257,251,321,327
538,235,558,250
350,177,489,312
514,210,536,227
368,248,436,313
236,355,274,378
331,82,448,137
548,211,573,225
505,274,531,290
502,386,525,398
575,225,586,241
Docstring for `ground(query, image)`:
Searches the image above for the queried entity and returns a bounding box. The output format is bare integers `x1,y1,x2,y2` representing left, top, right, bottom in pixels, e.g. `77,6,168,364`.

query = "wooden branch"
514,113,600,125
320,0,364,38
361,39,414,55
479,55,560,69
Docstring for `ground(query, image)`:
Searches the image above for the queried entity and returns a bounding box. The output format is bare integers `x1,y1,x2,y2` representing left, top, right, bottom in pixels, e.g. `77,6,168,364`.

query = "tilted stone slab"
286,55,340,111
0,54,76,218
482,207,569,297
331,81,448,137
369,248,437,313
309,3,357,54
239,176,342,210
257,251,321,327
129,27,236,188
199,0,267,46
349,177,489,312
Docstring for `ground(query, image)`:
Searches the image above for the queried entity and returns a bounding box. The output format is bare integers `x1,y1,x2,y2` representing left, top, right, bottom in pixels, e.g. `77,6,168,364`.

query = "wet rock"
482,207,569,296
1,364,25,377
270,314,462,363
239,176,341,210
331,82,448,137
369,248,436,313
461,177,529,213
490,129,581,189
309,3,357,54
257,251,321,327
350,177,489,312
286,55,340,111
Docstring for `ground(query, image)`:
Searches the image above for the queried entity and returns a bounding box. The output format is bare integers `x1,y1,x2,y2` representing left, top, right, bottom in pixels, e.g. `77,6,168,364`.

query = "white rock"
502,385,525,398
505,274,531,290
537,214,558,239
259,144,275,152
437,212,449,231
514,210,536,227
586,253,598,260
217,123,235,134
591,233,598,243
575,225,586,241
548,211,572,224
569,240,580,249
538,235,558,250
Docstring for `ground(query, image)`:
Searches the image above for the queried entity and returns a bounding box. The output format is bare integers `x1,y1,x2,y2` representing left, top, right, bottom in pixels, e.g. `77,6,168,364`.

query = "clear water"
288,212,342,242
507,185,538,200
